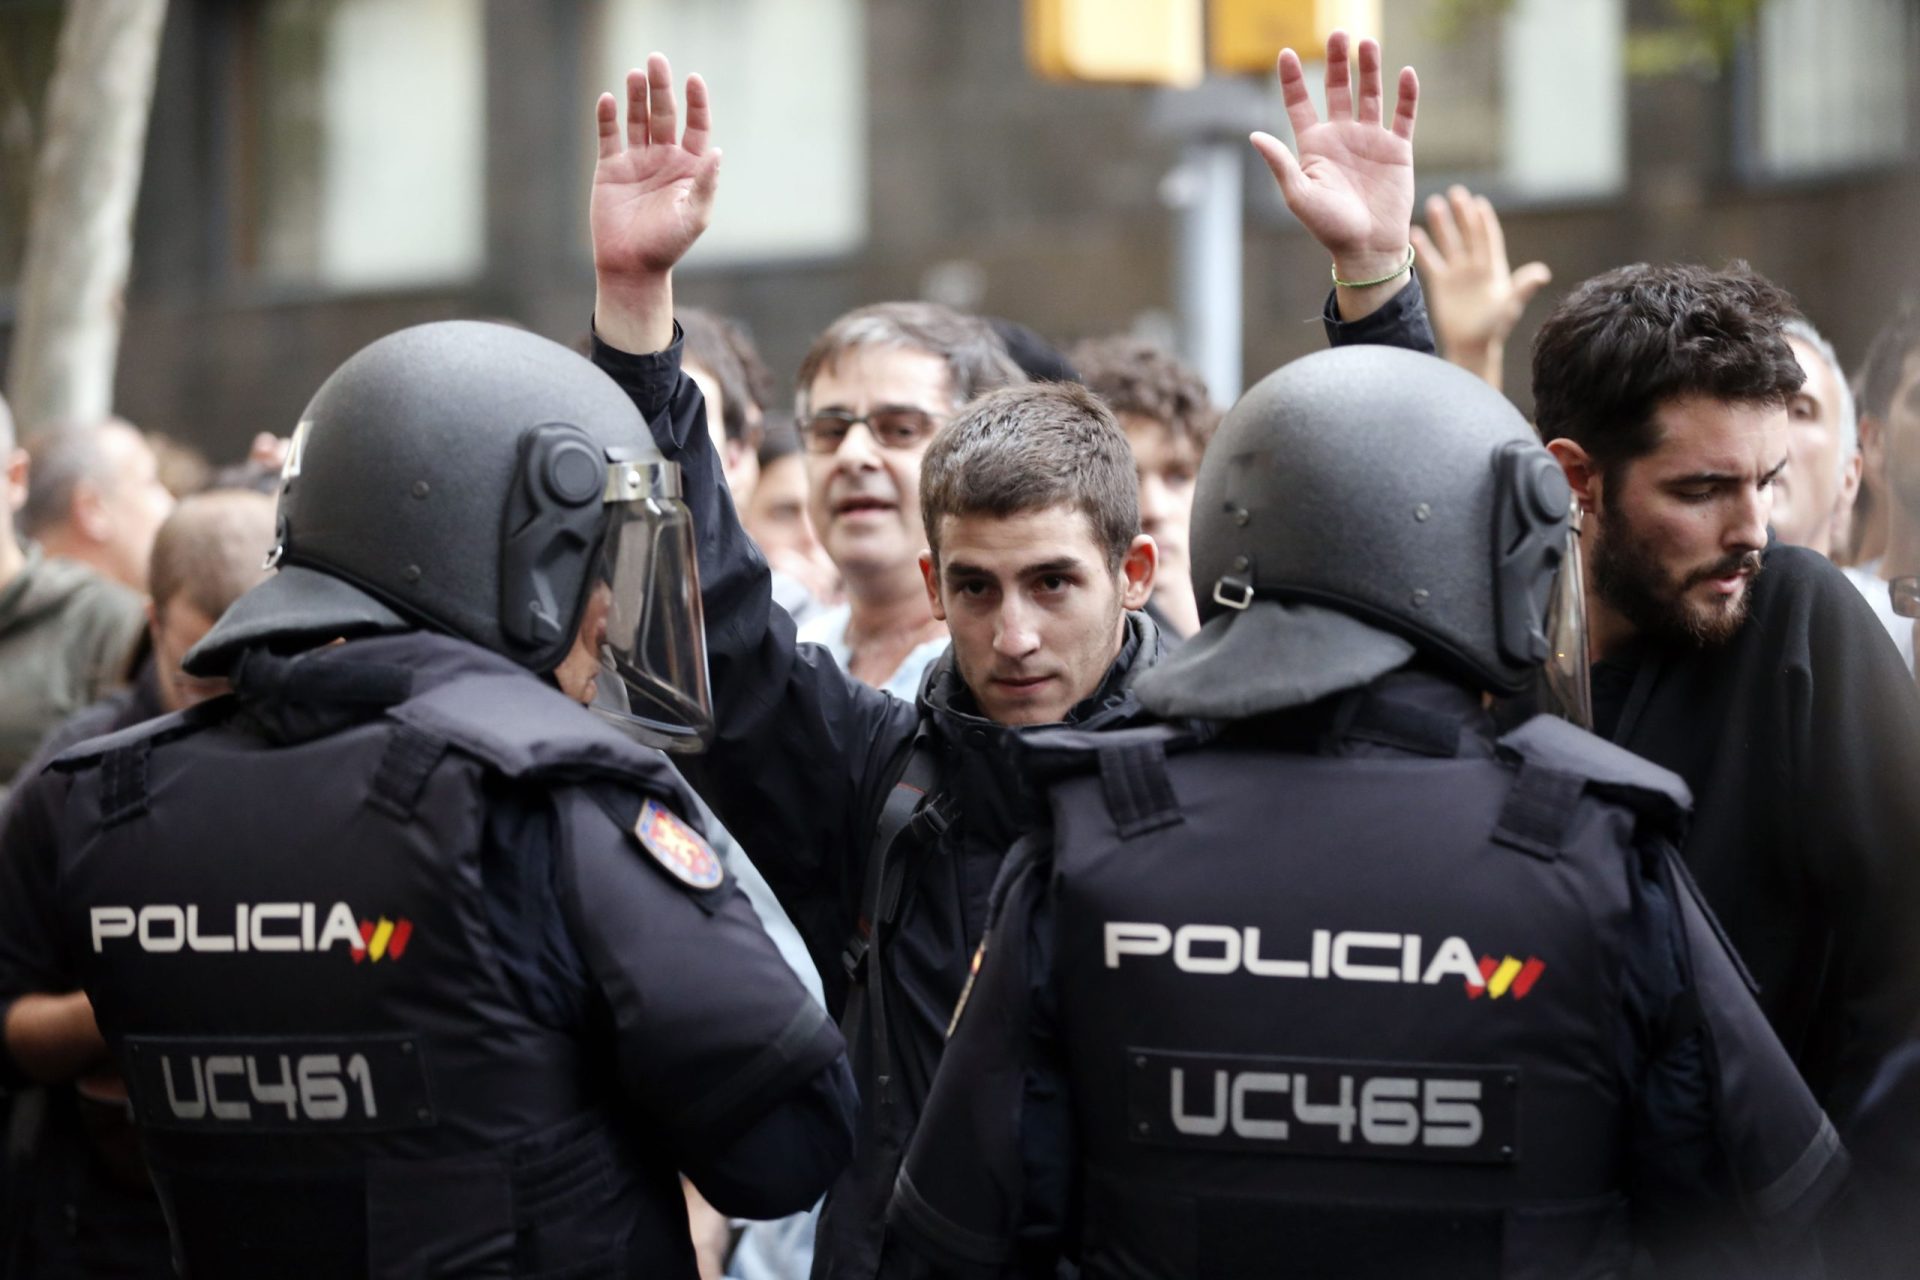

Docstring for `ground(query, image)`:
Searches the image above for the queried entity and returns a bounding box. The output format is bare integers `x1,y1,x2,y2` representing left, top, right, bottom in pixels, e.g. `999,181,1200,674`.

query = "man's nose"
1730,483,1771,552
833,421,884,469
994,599,1040,657
1137,475,1169,524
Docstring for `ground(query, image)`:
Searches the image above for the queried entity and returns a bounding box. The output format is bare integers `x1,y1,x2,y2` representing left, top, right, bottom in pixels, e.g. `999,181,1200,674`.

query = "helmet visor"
592,462,713,752
1527,523,1592,730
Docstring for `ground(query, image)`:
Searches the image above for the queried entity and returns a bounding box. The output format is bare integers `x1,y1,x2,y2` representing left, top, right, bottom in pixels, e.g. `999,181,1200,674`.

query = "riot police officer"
887,345,1845,1278
5,321,855,1277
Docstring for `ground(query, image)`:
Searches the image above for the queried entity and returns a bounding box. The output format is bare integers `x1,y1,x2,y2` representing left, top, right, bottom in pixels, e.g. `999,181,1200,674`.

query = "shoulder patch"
633,798,725,890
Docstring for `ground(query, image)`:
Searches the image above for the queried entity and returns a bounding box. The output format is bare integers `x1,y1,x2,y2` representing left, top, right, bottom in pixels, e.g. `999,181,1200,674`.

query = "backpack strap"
841,727,947,1112
842,727,945,987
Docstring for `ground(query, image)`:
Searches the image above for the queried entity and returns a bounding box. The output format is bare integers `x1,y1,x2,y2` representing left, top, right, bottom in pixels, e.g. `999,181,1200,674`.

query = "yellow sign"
1209,0,1383,74
1026,0,1205,87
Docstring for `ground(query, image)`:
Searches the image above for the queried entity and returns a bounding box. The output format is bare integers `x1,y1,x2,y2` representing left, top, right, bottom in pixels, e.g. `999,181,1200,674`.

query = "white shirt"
796,602,949,704
1843,561,1915,672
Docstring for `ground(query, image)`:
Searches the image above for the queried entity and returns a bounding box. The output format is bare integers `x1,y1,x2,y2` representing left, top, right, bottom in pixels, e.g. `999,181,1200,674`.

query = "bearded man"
1531,262,1920,1122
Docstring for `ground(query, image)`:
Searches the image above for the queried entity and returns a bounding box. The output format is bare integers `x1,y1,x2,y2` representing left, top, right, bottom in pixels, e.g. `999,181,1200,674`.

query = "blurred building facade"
0,0,1916,458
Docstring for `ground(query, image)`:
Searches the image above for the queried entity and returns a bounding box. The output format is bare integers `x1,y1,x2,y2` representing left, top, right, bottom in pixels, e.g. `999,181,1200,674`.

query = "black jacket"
589,278,1436,1280
1590,542,1920,1120
0,664,172,1279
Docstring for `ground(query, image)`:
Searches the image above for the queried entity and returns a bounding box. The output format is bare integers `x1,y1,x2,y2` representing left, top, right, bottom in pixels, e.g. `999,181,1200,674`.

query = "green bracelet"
1331,244,1416,290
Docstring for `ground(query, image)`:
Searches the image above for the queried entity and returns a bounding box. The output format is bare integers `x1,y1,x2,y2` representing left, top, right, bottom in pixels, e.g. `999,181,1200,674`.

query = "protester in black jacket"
1527,263,1920,1122
585,38,1435,1278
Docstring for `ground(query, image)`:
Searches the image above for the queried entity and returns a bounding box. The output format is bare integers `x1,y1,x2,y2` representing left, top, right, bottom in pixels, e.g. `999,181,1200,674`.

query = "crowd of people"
0,28,1916,1279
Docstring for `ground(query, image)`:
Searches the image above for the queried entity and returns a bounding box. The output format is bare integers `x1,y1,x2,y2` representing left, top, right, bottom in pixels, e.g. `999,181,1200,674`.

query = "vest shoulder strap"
1024,721,1196,839
47,696,233,772
1492,714,1691,858
387,673,682,793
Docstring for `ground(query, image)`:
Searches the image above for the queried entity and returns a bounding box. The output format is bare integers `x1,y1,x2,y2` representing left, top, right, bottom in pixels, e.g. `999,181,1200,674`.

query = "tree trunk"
5,0,169,434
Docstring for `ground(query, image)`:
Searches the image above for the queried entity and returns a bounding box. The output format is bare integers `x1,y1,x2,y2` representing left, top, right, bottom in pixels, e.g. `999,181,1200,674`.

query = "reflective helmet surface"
1185,344,1571,697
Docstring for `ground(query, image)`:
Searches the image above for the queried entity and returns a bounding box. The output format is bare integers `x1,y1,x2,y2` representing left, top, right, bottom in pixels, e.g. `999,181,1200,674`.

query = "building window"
596,0,867,265
1371,0,1626,200
237,0,485,290
1751,0,1917,179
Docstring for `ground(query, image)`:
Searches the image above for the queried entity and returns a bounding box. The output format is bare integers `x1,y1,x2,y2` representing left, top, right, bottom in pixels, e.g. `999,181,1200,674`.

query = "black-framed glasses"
800,408,942,454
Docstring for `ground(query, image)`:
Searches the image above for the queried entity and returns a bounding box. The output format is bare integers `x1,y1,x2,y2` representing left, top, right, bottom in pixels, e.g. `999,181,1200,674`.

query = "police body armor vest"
52,637,704,1278
1044,703,1689,1280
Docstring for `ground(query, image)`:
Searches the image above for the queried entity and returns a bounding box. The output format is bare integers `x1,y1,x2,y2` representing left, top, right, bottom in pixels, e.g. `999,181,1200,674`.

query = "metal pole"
1174,136,1243,405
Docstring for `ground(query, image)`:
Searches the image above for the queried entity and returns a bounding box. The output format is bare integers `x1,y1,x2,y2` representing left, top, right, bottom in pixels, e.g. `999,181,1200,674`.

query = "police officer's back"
11,322,854,1278
888,347,1845,1279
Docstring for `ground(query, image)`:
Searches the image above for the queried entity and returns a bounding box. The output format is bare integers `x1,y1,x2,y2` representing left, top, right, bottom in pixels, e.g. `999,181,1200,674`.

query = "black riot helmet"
186,320,713,751
1135,344,1586,724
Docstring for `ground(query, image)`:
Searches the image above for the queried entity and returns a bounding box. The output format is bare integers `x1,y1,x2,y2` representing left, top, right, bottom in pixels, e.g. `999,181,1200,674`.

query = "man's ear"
4,448,26,516
1860,413,1887,482
1120,534,1157,611
71,479,113,542
919,550,947,622
1545,438,1600,514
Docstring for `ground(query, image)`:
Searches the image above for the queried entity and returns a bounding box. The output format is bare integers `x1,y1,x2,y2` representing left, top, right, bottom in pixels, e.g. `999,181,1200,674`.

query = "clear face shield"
589,459,714,753
1528,505,1592,730
1492,443,1591,731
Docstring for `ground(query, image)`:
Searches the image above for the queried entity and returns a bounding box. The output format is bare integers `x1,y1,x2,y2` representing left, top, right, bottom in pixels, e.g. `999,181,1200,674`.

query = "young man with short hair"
586,38,1433,1275
1532,262,1920,1120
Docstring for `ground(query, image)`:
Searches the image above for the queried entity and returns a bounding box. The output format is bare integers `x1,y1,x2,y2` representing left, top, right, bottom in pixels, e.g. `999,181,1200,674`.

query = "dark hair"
1531,262,1805,471
756,412,801,469
1069,335,1221,448
1858,293,1920,423
795,302,1024,415
681,308,761,447
988,317,1080,383
919,382,1138,571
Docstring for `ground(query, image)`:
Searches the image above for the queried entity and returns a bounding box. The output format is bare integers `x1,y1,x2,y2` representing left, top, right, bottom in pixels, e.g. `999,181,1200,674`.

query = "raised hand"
1412,186,1552,390
1251,32,1417,319
591,53,720,354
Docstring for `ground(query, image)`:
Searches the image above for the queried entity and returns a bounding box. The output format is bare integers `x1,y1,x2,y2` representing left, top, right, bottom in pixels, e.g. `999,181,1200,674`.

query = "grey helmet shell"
187,321,658,675
1183,344,1569,698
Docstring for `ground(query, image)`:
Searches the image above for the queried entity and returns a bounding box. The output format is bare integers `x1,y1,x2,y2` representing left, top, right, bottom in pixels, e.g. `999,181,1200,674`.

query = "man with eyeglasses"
586,38,1434,1279
790,303,1023,701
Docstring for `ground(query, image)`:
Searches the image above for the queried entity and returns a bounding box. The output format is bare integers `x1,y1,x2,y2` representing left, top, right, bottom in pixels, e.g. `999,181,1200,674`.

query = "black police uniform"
586,281,1438,1280
889,672,1846,1279
10,631,853,1278
0,665,172,1279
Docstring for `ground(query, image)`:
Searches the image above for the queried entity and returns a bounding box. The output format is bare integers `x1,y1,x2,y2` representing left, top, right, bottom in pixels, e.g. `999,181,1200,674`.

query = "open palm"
591,54,720,282
1252,34,1417,263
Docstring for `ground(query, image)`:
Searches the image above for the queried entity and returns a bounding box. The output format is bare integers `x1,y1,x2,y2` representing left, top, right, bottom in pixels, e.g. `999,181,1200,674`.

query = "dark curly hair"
1068,335,1221,448
1531,262,1805,471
